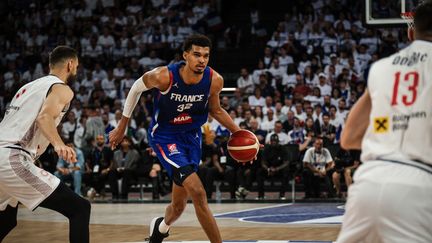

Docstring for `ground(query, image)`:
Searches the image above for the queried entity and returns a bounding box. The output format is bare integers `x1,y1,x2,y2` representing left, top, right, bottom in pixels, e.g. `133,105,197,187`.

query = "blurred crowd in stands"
0,0,408,200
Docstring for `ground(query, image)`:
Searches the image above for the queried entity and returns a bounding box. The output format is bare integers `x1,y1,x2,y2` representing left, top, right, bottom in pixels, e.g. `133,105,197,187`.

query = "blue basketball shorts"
149,128,202,186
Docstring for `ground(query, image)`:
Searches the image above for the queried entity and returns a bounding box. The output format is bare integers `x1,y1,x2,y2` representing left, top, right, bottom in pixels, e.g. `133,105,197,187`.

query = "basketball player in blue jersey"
109,34,241,243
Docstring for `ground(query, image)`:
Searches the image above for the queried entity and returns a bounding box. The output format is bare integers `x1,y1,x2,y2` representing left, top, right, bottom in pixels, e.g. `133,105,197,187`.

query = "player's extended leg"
0,205,18,241
183,173,222,243
164,182,188,224
39,182,91,243
147,181,188,243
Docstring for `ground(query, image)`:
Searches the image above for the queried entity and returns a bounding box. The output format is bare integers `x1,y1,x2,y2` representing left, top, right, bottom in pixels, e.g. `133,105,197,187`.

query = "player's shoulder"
50,83,74,98
147,66,170,81
209,66,223,86
209,66,222,80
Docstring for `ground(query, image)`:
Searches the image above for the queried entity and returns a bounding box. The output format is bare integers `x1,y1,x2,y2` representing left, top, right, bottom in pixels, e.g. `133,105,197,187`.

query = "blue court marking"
215,203,344,224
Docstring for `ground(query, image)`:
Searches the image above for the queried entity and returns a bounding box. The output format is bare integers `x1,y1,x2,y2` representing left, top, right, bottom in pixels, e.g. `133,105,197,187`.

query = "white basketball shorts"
0,147,60,211
336,160,432,243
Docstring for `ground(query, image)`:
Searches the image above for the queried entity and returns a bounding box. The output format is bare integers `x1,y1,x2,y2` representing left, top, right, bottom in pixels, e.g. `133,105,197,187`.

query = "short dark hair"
182,34,212,52
414,2,432,36
49,46,78,66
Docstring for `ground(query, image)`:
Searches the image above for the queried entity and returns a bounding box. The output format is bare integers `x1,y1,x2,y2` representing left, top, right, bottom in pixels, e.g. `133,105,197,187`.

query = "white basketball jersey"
362,40,432,165
0,75,69,159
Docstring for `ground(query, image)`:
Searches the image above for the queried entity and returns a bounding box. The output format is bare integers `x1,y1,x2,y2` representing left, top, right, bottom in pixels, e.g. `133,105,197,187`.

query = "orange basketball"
227,129,260,162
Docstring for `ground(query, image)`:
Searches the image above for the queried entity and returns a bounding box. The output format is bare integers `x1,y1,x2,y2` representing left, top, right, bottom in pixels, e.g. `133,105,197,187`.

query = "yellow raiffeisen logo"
374,117,389,133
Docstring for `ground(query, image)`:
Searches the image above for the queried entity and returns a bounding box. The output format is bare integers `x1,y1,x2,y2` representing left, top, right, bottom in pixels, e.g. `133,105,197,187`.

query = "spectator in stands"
319,113,337,145
260,108,276,132
303,138,335,198
54,141,85,196
126,147,168,199
74,115,87,149
331,149,361,198
237,68,254,95
61,112,78,141
200,136,236,199
248,87,266,108
84,105,105,145
249,117,266,143
256,134,290,200
336,98,349,120
229,88,243,110
265,121,289,145
138,50,165,70
86,135,113,198
317,73,332,96
108,136,140,200
287,117,306,145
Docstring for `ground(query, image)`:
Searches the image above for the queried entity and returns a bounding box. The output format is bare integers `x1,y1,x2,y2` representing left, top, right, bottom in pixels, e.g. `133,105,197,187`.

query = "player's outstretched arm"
340,90,371,150
36,84,76,163
109,66,170,149
208,71,241,133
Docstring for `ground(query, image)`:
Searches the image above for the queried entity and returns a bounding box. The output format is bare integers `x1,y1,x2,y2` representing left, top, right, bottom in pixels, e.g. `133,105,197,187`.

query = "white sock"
158,219,170,233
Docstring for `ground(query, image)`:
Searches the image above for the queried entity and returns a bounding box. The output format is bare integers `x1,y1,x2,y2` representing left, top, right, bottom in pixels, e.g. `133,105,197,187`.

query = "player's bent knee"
74,197,91,219
188,186,207,201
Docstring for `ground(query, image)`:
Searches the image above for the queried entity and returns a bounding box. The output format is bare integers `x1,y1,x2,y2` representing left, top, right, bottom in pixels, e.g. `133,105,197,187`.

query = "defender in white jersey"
0,46,90,243
337,3,432,243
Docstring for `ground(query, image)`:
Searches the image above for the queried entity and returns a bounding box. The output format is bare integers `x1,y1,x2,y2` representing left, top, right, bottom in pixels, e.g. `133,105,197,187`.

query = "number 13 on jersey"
391,71,419,106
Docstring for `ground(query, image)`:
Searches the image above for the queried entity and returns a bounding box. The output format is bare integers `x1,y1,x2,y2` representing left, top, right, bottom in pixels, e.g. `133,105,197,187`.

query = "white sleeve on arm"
122,77,149,118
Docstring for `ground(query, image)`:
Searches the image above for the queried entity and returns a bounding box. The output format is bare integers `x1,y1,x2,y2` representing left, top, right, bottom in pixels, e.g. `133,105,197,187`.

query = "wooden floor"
3,203,341,243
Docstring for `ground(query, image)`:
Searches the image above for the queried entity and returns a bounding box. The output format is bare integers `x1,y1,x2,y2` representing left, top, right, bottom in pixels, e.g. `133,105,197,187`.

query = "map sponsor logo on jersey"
171,113,193,125
373,117,389,133
167,143,180,156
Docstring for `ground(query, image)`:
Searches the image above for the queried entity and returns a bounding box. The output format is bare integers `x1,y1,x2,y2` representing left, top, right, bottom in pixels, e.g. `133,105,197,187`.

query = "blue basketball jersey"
149,62,213,135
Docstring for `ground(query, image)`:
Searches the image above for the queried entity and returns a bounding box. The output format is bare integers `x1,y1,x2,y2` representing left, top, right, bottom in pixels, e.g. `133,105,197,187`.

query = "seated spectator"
265,121,289,145
317,73,332,96
304,87,324,107
54,141,85,196
237,68,254,95
302,138,335,198
260,108,276,132
256,134,290,200
138,50,165,70
287,117,306,145
331,149,361,197
108,136,140,199
249,118,267,144
248,87,266,108
303,66,318,87
84,105,105,144
61,112,78,141
200,136,236,199
251,60,268,85
319,113,337,145
86,135,113,197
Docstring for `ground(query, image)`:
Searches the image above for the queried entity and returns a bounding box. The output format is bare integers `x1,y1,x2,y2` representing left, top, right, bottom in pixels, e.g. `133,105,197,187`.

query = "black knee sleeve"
0,205,18,241
39,182,90,243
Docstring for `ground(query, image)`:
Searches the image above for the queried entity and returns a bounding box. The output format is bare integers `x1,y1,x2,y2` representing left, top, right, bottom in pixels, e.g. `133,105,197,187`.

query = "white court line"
214,203,292,217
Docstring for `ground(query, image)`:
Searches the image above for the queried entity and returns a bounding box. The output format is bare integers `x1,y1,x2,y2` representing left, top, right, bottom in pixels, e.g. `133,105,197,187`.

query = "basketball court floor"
4,201,343,243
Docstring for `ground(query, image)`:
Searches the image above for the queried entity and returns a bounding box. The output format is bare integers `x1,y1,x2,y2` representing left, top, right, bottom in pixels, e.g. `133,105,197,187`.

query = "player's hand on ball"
109,127,125,150
55,145,77,163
